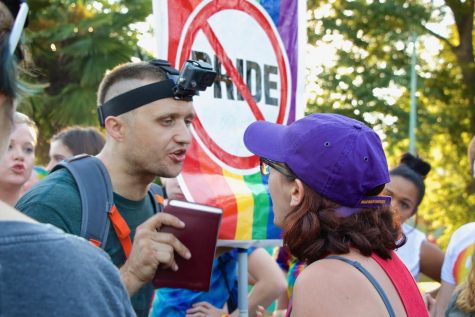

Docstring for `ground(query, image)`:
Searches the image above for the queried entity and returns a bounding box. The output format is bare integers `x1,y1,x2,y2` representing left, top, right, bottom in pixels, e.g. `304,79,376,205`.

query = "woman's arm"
235,248,287,317
420,240,444,282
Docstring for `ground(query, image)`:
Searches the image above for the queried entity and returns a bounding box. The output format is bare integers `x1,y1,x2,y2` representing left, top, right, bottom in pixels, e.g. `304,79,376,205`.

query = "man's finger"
152,232,191,260
140,212,185,231
155,250,179,271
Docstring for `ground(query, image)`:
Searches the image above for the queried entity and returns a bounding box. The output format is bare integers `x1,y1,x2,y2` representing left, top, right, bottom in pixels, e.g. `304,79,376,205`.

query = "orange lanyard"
93,193,164,259
109,205,132,258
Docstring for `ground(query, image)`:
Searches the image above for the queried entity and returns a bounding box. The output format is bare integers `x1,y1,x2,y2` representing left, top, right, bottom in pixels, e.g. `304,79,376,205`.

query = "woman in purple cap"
244,113,428,317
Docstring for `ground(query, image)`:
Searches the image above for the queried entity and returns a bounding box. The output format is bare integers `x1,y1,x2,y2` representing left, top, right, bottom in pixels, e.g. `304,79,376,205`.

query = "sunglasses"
260,157,297,179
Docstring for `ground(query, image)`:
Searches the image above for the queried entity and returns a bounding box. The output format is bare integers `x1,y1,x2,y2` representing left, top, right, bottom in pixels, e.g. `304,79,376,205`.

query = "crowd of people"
2,1,475,317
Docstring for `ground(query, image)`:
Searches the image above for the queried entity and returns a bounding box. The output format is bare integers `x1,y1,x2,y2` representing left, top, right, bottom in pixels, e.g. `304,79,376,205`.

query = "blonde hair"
14,112,38,142
455,249,475,312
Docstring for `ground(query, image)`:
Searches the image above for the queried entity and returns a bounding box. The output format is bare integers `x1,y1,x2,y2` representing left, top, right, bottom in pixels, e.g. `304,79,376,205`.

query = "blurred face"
122,96,194,178
383,175,419,223
47,139,73,171
163,178,186,201
0,123,36,188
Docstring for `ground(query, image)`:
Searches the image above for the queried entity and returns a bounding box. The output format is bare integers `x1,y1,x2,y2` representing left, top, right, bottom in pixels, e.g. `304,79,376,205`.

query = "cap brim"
243,120,286,162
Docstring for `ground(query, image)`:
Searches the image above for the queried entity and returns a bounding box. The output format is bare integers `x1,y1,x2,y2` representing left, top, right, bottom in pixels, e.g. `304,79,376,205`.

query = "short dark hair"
390,153,431,207
97,62,168,106
51,126,105,156
283,183,403,264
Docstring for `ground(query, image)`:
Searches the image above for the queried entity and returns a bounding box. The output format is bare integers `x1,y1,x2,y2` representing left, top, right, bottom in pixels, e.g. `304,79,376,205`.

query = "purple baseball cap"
243,113,390,208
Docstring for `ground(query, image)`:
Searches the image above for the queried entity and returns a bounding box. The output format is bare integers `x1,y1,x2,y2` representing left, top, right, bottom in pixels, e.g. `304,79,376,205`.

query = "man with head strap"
17,58,215,315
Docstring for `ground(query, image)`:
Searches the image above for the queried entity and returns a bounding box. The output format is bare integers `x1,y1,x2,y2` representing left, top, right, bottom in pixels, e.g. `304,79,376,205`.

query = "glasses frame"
260,157,297,179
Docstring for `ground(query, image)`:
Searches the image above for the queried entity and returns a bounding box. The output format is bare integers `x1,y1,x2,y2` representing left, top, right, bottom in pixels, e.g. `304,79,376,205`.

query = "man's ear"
290,179,305,207
104,116,125,142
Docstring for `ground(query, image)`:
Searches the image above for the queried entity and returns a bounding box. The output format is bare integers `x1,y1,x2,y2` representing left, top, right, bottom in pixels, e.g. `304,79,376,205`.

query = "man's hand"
185,302,227,317
120,212,191,296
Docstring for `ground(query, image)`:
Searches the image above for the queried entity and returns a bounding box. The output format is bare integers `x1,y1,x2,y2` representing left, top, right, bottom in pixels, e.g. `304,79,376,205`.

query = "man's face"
122,96,195,179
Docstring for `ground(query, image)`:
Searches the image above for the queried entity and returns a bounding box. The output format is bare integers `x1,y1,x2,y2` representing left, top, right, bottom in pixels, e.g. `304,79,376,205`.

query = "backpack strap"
148,183,164,213
52,155,166,258
51,154,113,248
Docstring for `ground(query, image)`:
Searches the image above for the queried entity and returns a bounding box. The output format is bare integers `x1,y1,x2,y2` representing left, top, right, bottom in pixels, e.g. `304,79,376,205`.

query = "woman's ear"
290,179,305,207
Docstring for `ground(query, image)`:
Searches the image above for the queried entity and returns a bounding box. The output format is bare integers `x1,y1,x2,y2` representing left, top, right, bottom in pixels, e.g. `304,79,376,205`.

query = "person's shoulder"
292,259,362,316
0,222,135,317
296,258,354,284
447,222,475,248
453,222,475,236
16,168,80,211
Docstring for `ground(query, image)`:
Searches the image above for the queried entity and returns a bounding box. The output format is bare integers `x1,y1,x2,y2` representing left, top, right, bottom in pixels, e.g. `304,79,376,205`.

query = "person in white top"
433,137,475,317
384,153,444,282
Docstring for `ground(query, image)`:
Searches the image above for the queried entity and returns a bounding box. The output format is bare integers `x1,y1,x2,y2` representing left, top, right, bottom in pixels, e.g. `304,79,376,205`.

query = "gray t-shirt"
0,221,135,317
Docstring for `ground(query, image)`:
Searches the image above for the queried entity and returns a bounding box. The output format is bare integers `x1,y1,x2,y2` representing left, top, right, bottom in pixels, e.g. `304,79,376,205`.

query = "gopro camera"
174,60,217,100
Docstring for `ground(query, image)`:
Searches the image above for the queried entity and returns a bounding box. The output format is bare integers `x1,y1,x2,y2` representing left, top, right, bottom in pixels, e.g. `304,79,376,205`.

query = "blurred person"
244,113,428,316
0,112,37,205
16,59,204,316
0,1,134,316
386,153,444,282
152,178,287,317
46,125,105,170
434,136,475,317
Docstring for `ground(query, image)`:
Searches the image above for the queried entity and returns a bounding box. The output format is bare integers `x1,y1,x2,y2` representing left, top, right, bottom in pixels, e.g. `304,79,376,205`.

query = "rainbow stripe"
33,166,48,179
182,141,280,241
453,244,475,284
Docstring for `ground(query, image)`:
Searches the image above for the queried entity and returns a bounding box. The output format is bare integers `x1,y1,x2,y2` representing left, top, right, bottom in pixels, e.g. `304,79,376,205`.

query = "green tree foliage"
306,0,475,247
18,0,151,162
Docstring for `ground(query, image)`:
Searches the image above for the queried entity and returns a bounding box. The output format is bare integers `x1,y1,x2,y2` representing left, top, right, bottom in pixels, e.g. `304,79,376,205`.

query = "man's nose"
174,123,192,144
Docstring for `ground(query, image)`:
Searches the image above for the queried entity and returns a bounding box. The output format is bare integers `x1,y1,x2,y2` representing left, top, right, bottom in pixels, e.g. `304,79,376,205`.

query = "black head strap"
97,80,175,127
97,59,184,127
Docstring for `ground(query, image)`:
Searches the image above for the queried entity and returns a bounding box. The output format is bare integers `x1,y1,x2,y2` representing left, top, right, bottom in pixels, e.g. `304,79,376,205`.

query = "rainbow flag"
453,244,475,284
157,0,304,244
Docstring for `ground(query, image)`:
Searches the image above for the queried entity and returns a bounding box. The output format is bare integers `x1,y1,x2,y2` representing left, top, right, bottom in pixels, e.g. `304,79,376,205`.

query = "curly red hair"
282,183,404,264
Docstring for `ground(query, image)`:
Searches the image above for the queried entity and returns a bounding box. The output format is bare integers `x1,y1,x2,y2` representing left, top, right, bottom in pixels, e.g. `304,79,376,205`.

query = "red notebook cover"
152,199,222,291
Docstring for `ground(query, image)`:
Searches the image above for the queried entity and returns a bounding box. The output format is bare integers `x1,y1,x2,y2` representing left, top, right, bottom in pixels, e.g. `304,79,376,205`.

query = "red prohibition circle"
177,1,290,170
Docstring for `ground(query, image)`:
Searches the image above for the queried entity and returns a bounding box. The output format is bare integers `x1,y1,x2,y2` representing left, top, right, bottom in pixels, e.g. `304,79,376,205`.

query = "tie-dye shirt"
150,248,255,316
275,247,305,297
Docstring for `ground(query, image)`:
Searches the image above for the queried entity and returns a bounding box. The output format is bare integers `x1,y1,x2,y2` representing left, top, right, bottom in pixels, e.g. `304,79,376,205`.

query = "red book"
152,199,222,291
